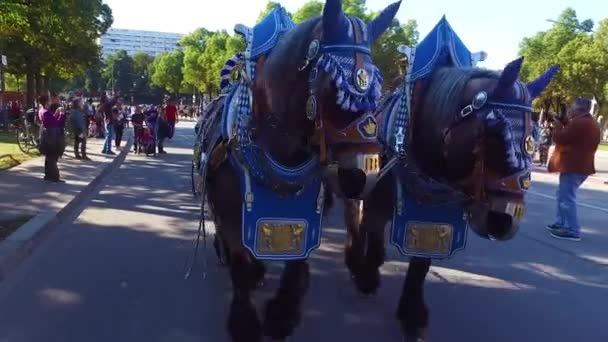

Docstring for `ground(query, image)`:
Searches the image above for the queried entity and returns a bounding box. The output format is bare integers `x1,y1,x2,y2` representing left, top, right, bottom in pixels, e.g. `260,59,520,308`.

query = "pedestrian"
164,98,178,139
101,109,116,155
114,107,125,148
131,106,145,152
156,106,170,154
69,99,89,160
538,120,552,166
38,95,66,183
546,97,601,241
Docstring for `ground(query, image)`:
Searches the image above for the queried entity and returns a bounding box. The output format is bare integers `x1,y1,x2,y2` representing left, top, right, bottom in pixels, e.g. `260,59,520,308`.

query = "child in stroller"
133,123,156,156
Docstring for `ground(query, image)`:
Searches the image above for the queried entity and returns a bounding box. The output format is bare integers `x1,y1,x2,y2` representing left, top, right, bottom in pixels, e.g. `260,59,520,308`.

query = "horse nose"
338,168,367,198
324,153,381,199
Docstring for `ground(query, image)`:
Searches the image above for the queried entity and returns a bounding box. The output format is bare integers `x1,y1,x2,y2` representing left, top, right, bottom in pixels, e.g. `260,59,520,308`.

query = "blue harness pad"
389,168,468,259
250,6,295,59
410,16,473,82
236,166,324,261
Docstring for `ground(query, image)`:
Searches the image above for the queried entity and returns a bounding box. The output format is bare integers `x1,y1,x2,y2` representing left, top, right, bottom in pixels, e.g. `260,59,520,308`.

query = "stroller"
134,123,156,156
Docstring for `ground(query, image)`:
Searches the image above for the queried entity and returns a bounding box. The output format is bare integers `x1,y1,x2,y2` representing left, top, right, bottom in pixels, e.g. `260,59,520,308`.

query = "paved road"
0,121,607,342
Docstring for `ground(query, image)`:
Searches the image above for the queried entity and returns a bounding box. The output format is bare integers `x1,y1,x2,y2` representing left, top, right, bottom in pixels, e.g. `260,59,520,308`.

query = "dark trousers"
115,125,124,148
157,138,165,153
74,134,87,158
44,154,60,181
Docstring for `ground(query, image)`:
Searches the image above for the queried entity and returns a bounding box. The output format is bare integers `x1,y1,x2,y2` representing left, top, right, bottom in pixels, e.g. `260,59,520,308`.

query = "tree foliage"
150,50,186,95
519,8,608,116
0,0,113,104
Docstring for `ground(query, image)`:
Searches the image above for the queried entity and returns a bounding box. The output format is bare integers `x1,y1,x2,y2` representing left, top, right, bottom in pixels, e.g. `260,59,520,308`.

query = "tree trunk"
35,73,43,98
26,71,35,108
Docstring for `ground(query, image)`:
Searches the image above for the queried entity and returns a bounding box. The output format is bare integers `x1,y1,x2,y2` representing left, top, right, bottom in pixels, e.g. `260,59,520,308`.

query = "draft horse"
343,17,559,341
196,1,402,341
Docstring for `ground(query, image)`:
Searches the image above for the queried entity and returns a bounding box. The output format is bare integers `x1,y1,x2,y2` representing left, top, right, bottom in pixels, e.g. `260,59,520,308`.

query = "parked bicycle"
12,109,40,154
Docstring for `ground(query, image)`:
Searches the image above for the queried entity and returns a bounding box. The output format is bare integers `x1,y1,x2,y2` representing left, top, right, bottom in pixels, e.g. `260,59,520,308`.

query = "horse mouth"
468,193,526,241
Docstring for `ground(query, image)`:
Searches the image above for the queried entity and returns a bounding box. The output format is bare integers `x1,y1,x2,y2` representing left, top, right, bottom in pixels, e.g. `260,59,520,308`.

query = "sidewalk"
0,134,132,279
0,136,130,222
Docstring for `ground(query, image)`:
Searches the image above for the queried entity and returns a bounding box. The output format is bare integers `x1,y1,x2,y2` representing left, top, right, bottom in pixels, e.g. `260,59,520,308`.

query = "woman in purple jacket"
38,95,66,182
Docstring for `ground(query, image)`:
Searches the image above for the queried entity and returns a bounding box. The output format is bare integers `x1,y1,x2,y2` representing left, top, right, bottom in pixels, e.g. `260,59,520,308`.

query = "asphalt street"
0,121,606,342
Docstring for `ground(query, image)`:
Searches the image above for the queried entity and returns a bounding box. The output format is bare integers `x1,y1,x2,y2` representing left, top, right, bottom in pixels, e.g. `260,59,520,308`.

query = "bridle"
298,17,382,165
398,78,535,211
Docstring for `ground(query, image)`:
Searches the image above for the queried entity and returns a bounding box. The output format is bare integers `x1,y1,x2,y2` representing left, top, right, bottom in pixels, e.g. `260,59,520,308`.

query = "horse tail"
219,53,245,93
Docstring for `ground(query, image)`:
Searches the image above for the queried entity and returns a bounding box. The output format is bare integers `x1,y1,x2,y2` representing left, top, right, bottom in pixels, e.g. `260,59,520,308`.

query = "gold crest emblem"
355,68,369,91
363,118,377,136
524,135,535,155
258,222,306,254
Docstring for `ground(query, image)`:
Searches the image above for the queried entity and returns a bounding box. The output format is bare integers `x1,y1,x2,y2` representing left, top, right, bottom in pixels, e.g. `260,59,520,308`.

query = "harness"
380,17,534,208
299,17,383,165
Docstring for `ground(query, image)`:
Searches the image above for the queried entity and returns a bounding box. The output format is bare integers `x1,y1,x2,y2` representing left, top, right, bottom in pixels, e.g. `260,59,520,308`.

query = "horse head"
259,0,401,199
412,59,559,241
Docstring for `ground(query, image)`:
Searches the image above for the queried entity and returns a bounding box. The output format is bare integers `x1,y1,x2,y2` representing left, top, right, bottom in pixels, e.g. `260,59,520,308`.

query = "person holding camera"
38,95,66,183
546,97,601,241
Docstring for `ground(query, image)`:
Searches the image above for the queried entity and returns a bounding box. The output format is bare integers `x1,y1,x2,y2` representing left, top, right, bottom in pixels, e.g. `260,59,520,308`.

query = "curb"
0,137,133,282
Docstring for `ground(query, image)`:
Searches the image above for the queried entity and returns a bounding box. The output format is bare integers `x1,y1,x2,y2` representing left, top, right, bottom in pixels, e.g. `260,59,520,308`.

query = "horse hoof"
228,298,262,342
403,337,426,342
263,297,300,340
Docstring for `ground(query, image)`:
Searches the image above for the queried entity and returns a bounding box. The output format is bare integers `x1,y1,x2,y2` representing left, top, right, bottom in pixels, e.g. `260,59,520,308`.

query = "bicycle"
12,110,40,154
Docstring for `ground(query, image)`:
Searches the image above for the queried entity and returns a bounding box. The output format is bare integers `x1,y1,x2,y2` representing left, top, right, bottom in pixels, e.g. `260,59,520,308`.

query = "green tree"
292,1,323,23
518,8,605,113
102,50,135,95
181,28,213,91
0,0,113,105
342,0,368,19
256,1,284,23
372,19,418,86
151,50,186,95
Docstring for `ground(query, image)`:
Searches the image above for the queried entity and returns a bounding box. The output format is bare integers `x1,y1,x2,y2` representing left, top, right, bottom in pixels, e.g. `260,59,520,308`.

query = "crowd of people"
33,93,187,183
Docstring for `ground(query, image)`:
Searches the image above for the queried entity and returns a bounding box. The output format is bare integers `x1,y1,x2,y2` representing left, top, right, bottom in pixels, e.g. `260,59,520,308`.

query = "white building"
100,28,184,58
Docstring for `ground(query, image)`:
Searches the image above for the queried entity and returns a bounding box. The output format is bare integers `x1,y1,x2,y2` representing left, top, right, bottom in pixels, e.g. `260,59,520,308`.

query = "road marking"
528,190,608,214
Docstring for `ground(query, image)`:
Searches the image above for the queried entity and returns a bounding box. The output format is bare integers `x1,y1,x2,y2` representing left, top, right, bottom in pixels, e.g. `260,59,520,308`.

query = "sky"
102,0,603,70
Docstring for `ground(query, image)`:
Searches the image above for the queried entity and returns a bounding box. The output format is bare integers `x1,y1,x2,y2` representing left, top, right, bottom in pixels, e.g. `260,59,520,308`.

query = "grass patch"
0,133,39,170
0,215,33,242
598,144,608,151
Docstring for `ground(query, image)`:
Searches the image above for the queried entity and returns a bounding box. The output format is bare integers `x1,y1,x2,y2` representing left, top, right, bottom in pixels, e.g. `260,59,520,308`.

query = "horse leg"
346,176,392,295
226,248,264,342
397,257,431,342
344,199,366,284
263,260,310,340
208,162,263,342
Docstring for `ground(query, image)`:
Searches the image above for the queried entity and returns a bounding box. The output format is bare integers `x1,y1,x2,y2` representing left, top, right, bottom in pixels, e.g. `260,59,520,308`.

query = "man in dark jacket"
546,97,601,241
131,106,145,152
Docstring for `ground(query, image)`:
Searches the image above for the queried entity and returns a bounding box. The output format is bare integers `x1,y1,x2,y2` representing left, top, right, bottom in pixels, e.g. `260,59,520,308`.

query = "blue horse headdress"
304,0,402,113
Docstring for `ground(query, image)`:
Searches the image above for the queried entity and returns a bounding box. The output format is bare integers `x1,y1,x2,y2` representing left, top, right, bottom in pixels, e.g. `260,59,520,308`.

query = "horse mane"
262,17,321,119
413,67,499,175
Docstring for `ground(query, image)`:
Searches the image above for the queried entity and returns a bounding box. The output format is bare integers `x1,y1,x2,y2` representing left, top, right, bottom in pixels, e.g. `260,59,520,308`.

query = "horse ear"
495,57,524,93
368,1,402,43
322,0,346,41
527,64,560,99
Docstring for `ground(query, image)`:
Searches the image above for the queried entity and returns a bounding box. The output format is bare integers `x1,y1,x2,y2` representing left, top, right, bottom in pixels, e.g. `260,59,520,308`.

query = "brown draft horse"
203,1,402,341
343,57,559,341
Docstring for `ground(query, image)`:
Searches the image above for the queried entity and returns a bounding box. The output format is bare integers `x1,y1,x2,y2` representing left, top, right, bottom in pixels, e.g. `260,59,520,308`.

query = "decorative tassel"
315,53,383,112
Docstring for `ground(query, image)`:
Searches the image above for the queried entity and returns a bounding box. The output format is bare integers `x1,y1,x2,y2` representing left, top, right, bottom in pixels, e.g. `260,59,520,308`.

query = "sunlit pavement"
0,121,606,342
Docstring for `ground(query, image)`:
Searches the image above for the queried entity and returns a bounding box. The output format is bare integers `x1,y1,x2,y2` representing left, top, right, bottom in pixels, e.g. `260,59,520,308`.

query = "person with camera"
546,97,601,241
69,99,89,160
38,95,66,183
